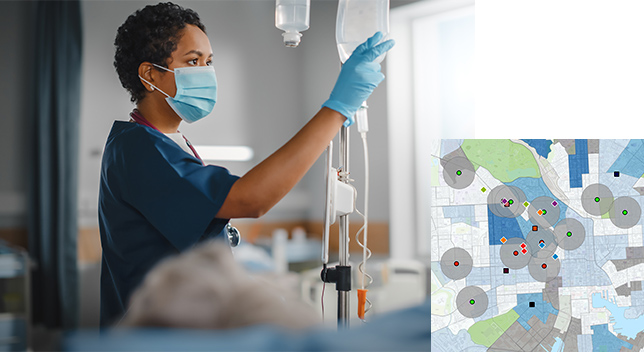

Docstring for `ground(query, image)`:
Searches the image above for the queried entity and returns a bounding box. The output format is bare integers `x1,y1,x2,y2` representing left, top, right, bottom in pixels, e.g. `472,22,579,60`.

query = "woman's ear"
138,62,155,92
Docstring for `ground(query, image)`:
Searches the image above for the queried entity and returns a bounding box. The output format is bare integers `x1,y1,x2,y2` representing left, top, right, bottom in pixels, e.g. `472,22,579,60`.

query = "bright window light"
193,145,254,162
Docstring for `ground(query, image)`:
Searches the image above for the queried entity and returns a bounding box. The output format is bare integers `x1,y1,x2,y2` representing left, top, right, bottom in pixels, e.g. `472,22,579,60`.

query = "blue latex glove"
322,32,395,127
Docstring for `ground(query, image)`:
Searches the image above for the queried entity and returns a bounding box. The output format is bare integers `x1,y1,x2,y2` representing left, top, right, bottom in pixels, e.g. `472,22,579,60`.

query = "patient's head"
122,240,319,330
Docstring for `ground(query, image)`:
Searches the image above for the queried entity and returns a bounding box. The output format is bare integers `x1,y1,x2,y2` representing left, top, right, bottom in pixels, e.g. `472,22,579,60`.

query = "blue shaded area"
625,290,644,319
578,335,593,351
590,324,633,352
506,177,568,225
473,289,498,322
594,235,629,267
560,259,611,287
513,293,559,331
592,292,644,340
440,139,464,158
515,215,535,237
522,139,553,159
608,139,644,178
467,249,534,288
488,207,524,245
569,139,589,188
442,205,478,227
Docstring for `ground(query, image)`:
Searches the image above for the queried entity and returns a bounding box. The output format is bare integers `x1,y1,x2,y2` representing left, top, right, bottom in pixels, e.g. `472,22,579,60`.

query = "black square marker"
503,268,509,274
529,302,535,307
614,171,620,177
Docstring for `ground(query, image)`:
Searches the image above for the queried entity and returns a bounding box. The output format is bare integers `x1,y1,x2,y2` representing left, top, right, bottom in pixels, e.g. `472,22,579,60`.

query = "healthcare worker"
99,2,394,327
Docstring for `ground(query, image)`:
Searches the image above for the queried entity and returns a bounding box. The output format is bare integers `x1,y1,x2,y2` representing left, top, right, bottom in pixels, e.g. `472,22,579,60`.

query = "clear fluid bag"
336,0,390,63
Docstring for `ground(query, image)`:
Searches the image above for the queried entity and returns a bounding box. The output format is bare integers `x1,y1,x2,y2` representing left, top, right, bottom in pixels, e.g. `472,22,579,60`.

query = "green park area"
468,309,520,347
461,140,541,182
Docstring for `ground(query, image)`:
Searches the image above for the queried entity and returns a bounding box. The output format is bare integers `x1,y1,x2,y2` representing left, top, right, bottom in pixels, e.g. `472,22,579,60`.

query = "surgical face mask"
139,63,217,123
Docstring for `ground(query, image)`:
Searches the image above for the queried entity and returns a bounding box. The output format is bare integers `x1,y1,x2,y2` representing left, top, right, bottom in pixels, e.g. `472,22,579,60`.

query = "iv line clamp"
321,264,352,292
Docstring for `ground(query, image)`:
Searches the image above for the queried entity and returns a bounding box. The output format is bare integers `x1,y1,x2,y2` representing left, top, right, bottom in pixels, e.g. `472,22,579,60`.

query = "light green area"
468,309,520,347
461,140,541,182
431,158,440,187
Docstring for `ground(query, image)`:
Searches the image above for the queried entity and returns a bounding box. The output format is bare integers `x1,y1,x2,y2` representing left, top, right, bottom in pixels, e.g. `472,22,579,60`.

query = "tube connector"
356,102,369,133
282,31,302,47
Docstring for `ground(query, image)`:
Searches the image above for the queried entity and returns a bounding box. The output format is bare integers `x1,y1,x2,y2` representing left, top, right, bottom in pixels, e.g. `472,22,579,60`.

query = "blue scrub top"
98,120,239,327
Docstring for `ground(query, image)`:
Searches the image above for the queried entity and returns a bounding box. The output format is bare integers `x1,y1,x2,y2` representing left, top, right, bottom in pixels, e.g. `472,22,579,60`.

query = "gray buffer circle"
526,226,558,258
499,237,531,269
610,196,642,229
456,286,488,318
442,156,476,190
581,183,614,216
554,218,586,250
487,185,527,219
527,196,561,228
440,247,473,281
528,251,561,283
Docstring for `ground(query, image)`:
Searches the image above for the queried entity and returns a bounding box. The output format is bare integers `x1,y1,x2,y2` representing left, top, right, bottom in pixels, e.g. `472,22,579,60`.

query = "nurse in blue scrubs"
100,2,394,327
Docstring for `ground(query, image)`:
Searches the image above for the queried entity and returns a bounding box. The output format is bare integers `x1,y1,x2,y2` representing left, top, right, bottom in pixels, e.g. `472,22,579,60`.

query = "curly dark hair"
114,2,206,103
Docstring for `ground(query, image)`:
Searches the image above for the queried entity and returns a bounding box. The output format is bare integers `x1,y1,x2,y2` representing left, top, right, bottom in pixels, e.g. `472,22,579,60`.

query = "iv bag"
275,0,310,47
336,0,390,63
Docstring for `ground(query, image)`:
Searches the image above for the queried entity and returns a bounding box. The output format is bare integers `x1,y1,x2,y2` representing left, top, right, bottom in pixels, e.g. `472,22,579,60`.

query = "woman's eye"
189,59,198,65
206,61,212,66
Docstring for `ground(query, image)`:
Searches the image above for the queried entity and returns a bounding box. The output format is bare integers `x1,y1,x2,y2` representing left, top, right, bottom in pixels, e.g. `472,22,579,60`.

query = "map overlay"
431,139,644,352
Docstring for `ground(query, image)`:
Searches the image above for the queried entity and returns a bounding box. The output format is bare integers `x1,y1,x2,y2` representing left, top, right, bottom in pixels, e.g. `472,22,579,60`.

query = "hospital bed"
63,298,430,351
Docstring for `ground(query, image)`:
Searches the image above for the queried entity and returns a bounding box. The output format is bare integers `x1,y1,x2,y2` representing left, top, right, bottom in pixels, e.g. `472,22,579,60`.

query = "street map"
431,139,644,352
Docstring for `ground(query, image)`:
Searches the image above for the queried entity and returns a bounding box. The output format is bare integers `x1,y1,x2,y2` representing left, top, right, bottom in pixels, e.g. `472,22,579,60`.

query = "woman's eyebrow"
183,50,213,58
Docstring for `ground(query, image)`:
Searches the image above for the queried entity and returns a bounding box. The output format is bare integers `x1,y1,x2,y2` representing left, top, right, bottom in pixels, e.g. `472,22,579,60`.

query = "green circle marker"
456,170,462,176
623,210,628,215
595,197,600,203
542,209,547,215
508,199,514,205
469,299,475,305
567,231,572,237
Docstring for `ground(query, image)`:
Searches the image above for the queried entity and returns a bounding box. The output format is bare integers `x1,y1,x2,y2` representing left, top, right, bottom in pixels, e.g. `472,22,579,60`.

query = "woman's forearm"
216,107,345,219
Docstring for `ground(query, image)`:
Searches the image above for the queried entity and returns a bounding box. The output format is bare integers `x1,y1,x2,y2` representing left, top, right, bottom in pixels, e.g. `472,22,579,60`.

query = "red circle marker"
513,251,519,256
541,263,547,269
454,261,460,267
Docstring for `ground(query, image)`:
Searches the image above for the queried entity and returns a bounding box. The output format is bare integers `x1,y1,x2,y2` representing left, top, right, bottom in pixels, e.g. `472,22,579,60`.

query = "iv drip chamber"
336,0,390,63
275,0,310,47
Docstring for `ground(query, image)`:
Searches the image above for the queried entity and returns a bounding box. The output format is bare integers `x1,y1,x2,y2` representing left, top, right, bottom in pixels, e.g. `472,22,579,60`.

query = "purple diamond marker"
501,198,508,204
552,201,558,207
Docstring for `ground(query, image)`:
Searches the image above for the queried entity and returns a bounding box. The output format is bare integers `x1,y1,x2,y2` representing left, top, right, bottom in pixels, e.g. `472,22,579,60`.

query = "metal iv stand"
321,125,352,329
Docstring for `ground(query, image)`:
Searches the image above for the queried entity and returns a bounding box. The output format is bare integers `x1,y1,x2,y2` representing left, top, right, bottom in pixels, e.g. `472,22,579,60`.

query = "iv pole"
320,124,352,329
337,125,350,327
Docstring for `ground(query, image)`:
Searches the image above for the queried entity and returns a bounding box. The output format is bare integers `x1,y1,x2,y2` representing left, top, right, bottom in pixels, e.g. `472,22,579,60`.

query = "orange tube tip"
357,289,368,319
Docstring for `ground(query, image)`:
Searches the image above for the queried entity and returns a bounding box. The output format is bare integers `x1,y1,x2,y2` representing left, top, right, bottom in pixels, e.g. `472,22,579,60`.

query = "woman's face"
153,24,213,98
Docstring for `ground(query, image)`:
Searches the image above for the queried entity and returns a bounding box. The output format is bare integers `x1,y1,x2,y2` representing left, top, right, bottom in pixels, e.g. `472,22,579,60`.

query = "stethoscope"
130,109,241,247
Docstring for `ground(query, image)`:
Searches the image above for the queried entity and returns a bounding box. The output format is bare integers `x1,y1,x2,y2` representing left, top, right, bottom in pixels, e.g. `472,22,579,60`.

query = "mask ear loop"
138,75,171,99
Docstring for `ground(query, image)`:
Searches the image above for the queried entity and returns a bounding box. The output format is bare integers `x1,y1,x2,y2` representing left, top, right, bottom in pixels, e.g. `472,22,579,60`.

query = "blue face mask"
139,64,217,123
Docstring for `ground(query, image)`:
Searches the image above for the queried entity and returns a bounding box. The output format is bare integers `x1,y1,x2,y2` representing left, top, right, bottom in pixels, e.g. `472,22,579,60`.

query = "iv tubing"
355,104,372,319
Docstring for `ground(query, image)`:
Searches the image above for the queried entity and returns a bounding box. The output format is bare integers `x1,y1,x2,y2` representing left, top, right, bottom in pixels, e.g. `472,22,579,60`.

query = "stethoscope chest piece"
226,223,241,247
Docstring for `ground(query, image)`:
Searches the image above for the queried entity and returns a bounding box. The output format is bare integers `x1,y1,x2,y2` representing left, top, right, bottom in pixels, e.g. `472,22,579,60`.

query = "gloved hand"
322,32,395,127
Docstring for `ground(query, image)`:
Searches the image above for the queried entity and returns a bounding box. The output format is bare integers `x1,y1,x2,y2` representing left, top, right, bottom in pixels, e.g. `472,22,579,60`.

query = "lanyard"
130,110,204,165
